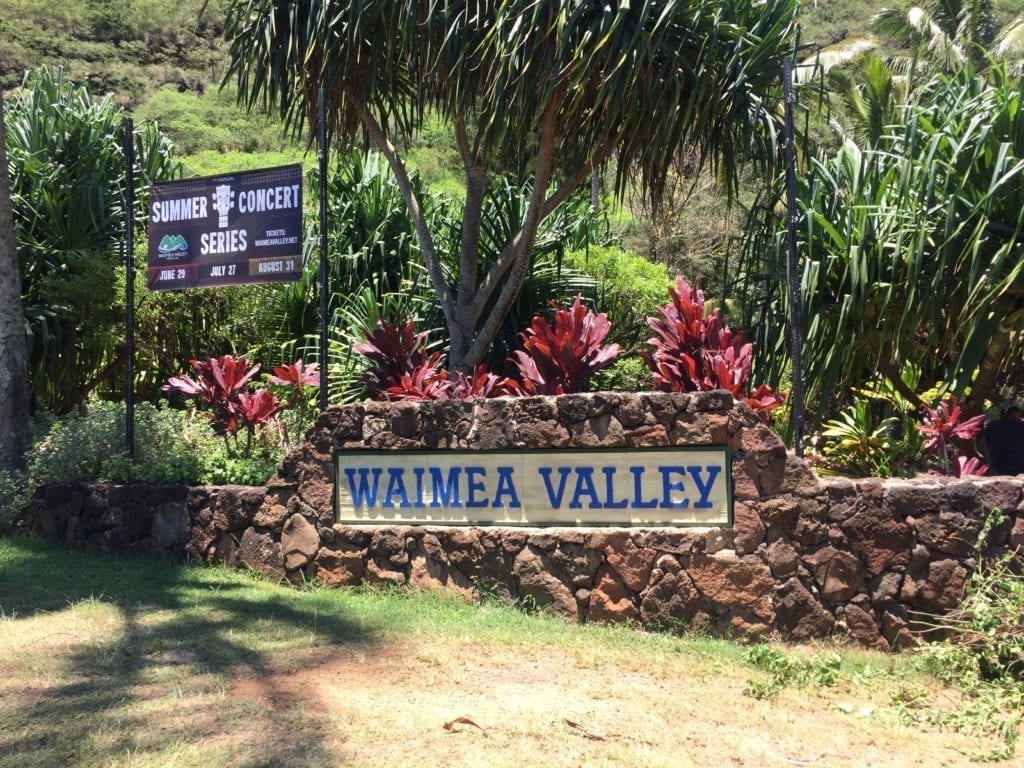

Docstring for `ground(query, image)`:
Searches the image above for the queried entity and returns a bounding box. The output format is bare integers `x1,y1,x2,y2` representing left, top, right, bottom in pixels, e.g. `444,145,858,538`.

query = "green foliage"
133,86,303,157
918,512,1024,687
815,399,904,477
132,276,273,403
0,0,227,100
742,644,842,699
5,395,292,502
25,399,207,486
562,246,674,349
743,66,1024,431
6,67,180,412
590,355,652,392
179,149,309,179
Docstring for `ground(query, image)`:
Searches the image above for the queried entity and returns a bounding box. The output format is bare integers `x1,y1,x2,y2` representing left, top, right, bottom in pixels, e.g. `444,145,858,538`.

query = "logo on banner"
212,185,235,228
157,234,188,256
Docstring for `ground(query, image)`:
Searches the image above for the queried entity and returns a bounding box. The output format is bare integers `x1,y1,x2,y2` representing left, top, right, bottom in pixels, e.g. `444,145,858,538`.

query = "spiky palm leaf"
743,66,1024,428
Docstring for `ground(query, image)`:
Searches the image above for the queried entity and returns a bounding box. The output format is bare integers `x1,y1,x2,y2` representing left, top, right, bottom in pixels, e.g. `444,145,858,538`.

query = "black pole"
122,118,136,458
317,86,329,412
782,58,805,457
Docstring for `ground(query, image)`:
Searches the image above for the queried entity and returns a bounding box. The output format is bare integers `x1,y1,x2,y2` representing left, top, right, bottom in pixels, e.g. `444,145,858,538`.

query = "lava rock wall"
23,392,1024,648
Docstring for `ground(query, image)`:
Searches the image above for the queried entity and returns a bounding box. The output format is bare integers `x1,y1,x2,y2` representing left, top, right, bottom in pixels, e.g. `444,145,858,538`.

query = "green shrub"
918,512,1024,687
742,644,842,699
28,398,205,485
20,396,288,492
589,355,651,392
562,246,674,349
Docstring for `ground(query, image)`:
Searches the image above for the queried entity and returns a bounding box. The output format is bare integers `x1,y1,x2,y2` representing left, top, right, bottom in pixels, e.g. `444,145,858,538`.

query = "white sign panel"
334,448,732,527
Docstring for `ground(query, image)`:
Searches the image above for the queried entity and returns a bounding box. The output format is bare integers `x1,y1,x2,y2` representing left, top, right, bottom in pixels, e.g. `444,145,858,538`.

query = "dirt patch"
221,639,995,768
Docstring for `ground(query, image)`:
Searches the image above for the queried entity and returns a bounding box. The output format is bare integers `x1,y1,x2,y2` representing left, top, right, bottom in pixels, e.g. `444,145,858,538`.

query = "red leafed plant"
918,396,988,476
954,455,989,478
163,354,294,456
266,359,321,445
163,355,263,436
269,359,320,391
747,383,788,424
385,367,453,401
354,320,446,400
641,277,785,422
445,365,516,399
509,296,621,395
237,389,286,430
355,320,515,401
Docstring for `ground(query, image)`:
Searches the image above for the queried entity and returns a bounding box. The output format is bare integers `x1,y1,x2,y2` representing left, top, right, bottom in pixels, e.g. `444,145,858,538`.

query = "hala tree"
744,67,1024,424
223,0,799,370
6,67,180,413
0,96,28,472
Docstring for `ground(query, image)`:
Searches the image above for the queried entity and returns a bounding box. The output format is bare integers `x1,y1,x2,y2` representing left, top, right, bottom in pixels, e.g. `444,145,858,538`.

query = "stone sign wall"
21,392,1024,649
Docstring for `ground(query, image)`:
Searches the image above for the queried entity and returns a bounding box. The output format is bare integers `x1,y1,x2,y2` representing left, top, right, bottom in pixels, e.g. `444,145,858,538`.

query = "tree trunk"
0,97,29,472
965,311,1019,415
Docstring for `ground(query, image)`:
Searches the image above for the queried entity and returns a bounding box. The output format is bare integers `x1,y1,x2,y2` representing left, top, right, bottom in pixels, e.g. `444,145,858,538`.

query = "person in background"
981,401,1024,475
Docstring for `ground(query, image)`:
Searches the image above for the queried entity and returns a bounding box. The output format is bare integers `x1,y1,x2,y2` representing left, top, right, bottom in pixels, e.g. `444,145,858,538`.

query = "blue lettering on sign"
493,466,521,508
688,465,721,509
658,466,689,509
569,467,602,509
465,466,488,508
412,467,426,508
538,467,573,507
630,466,658,508
383,467,411,508
345,467,382,507
602,467,629,509
341,458,723,515
429,467,462,508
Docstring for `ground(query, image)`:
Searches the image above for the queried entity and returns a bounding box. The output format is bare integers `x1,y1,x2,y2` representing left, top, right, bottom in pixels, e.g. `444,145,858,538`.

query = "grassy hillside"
0,0,225,101
799,0,1024,48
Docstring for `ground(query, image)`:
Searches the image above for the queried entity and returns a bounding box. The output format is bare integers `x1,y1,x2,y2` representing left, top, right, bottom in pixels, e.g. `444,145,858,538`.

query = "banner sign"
147,164,304,290
334,448,732,527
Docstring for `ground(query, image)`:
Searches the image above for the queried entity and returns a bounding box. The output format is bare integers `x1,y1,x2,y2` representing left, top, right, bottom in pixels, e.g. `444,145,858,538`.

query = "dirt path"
224,639,991,768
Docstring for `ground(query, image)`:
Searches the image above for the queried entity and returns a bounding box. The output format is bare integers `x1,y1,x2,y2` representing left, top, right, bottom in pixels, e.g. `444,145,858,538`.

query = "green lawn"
0,536,1017,767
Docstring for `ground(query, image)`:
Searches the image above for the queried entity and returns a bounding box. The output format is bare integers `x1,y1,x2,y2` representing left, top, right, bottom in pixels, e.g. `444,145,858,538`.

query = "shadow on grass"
0,537,377,767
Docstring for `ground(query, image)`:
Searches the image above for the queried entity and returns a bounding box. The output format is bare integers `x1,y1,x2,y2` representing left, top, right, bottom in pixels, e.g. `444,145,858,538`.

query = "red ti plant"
917,396,988,476
509,296,621,395
163,354,262,437
446,365,516,399
641,277,785,423
354,320,446,400
354,320,515,401
267,359,320,444
747,383,788,424
385,367,453,401
237,389,286,435
163,354,290,454
269,359,320,393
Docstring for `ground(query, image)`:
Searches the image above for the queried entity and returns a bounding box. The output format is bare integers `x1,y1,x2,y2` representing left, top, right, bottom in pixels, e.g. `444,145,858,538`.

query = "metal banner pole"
318,87,329,412
782,57,805,457
123,117,136,459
